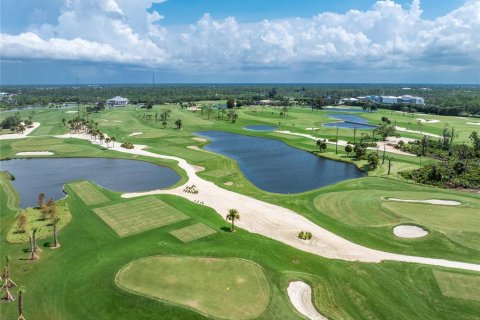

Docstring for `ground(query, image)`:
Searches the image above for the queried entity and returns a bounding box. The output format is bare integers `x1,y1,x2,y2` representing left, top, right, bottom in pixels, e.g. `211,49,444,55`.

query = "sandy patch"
394,126,441,138
305,128,320,131
192,165,205,173
187,145,201,151
224,181,233,186
66,110,78,114
113,120,123,123
393,225,428,238
192,137,207,142
16,151,54,156
0,122,40,140
287,281,327,320
466,122,480,126
417,118,440,124
387,198,461,206
129,132,143,137
55,133,480,272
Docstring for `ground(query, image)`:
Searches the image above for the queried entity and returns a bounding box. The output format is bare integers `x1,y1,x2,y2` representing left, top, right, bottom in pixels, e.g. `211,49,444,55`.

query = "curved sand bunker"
288,281,327,320
16,151,54,156
55,133,480,272
387,198,460,206
394,225,428,238
192,137,207,142
128,132,143,137
417,118,440,124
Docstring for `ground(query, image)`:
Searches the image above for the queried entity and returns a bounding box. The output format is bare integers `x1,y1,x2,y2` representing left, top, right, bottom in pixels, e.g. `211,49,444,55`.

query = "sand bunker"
394,126,441,138
287,281,327,320
305,128,320,131
192,137,207,142
0,122,41,140
387,198,461,206
467,122,480,126
224,181,233,186
417,118,440,124
129,132,143,137
113,120,123,123
16,151,54,156
187,146,201,151
393,225,428,238
66,110,78,114
192,165,205,173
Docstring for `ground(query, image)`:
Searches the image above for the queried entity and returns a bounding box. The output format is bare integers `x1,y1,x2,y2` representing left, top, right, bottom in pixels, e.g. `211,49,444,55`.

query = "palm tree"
37,193,45,209
175,119,183,130
225,209,240,232
105,137,111,148
17,287,26,320
111,137,116,147
52,218,60,248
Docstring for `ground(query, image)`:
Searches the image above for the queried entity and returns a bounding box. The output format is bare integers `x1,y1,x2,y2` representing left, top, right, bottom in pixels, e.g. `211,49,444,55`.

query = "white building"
106,96,129,106
380,95,425,105
381,96,398,104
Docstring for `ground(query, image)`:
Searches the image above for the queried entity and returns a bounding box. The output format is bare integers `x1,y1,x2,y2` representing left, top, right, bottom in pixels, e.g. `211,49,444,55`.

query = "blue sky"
0,0,478,84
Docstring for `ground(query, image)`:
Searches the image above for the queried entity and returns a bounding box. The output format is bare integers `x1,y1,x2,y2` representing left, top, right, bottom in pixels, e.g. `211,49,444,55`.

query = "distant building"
106,96,129,106
381,96,399,104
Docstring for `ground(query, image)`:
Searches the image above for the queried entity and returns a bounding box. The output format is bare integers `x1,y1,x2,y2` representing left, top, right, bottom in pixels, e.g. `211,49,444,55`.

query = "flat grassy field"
70,181,110,206
93,197,189,237
170,222,216,242
433,270,480,303
116,256,271,320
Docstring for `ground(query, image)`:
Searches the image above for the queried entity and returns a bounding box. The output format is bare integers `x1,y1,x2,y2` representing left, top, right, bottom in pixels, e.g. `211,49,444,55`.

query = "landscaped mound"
116,256,270,320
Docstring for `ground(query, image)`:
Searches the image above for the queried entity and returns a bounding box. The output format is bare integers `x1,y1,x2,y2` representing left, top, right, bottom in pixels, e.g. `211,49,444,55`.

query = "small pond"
324,108,369,113
0,158,181,208
195,131,365,194
244,125,277,132
323,114,378,130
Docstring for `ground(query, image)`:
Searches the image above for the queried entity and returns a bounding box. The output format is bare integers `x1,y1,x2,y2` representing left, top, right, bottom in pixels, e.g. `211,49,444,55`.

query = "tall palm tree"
225,209,240,232
111,137,116,147
105,137,111,148
17,287,26,320
52,218,60,248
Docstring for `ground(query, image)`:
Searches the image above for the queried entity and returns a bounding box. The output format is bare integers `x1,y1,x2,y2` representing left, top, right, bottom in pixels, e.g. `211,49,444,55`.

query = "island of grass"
116,256,271,320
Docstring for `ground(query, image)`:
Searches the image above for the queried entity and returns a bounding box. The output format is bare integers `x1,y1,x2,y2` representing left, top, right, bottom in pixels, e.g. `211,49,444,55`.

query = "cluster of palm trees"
1,256,27,319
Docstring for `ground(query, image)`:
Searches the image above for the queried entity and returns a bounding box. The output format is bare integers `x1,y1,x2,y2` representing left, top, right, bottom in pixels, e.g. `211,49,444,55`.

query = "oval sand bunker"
394,225,428,238
287,281,327,320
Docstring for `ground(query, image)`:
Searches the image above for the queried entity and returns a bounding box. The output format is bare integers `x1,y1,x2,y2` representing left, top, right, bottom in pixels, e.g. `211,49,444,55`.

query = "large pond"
0,158,181,208
195,131,365,194
244,125,277,131
323,114,378,130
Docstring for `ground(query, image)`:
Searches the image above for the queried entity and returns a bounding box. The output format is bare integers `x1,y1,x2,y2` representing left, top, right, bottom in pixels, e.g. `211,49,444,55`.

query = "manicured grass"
6,199,71,243
93,197,189,237
202,169,235,178
434,270,480,302
70,181,110,206
116,256,271,320
11,137,84,154
170,222,216,242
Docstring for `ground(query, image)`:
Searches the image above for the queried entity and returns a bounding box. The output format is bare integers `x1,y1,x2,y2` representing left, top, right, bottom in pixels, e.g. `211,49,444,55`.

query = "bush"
298,231,313,240
120,142,134,149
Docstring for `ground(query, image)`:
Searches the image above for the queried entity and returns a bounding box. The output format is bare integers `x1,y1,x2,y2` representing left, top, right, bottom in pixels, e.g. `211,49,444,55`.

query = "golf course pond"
0,158,181,208
244,125,277,131
195,131,365,194
323,113,378,129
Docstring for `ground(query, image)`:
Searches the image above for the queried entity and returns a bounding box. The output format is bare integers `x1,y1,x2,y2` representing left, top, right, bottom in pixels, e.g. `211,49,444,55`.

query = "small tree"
354,145,366,159
316,139,327,153
162,121,167,128
18,287,26,320
175,119,182,130
345,144,353,157
37,193,45,209
52,218,60,249
225,209,240,232
17,212,27,233
367,152,379,169
226,99,236,109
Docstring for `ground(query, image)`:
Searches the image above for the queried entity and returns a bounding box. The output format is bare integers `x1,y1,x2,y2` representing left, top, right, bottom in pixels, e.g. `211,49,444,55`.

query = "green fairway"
434,270,480,302
70,181,110,206
170,222,216,242
93,197,189,237
116,256,271,320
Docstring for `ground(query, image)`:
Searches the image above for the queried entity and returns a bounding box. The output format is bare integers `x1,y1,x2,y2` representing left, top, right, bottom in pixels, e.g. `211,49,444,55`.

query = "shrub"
120,142,134,149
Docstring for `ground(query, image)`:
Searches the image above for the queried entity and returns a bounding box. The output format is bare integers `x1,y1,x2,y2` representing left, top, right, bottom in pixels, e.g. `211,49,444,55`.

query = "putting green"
116,256,270,319
170,222,216,242
70,181,110,206
434,271,480,302
93,197,189,237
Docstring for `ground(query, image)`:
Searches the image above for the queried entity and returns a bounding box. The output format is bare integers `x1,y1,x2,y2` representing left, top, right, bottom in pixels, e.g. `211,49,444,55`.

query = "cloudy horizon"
1,0,479,85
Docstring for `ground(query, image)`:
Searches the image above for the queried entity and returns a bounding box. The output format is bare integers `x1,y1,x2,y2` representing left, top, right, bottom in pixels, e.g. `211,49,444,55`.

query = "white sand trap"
113,120,123,123
224,181,233,186
0,122,41,140
387,198,461,206
394,225,428,238
129,132,143,137
66,110,78,114
192,165,205,172
305,128,320,131
394,126,441,138
16,151,54,156
287,281,327,320
417,118,440,124
192,137,207,142
467,122,480,126
187,145,201,151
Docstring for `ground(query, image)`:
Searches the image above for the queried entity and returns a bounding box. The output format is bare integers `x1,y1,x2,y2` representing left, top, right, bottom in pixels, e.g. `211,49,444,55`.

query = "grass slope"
116,256,270,320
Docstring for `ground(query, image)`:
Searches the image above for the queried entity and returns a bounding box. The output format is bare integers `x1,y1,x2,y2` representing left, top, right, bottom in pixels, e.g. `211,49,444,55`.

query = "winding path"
51,133,480,272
